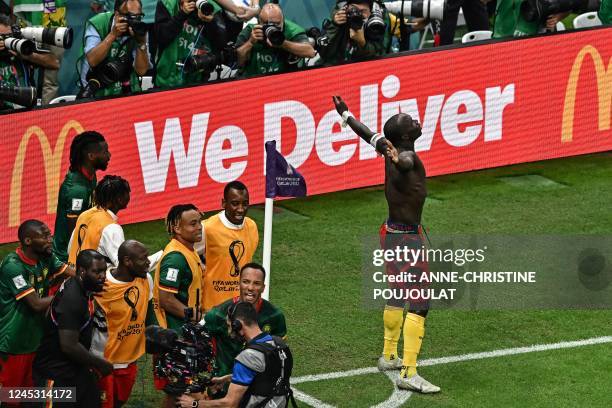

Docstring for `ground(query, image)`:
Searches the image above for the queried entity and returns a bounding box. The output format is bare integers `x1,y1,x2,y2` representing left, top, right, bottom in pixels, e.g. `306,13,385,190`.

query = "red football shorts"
98,362,138,407
0,352,35,408
379,221,430,307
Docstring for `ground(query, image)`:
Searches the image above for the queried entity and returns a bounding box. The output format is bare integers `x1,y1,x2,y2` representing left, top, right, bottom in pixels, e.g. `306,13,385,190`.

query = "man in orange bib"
90,240,152,408
196,181,259,311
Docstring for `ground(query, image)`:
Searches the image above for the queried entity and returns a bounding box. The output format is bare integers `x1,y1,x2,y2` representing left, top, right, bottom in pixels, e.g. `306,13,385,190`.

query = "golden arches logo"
561,45,611,143
9,120,85,227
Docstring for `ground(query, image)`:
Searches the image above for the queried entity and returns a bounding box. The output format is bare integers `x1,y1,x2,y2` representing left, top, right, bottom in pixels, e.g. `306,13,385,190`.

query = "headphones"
227,301,243,334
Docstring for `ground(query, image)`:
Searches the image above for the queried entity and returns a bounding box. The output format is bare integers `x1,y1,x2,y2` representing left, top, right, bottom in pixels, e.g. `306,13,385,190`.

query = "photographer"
203,263,286,397
0,14,58,109
32,250,112,408
493,0,569,37
235,2,315,77
177,302,294,408
154,0,227,89
319,0,390,65
79,0,151,97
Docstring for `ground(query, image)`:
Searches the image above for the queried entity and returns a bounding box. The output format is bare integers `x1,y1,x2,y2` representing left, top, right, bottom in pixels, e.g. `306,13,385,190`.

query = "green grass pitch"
2,153,611,407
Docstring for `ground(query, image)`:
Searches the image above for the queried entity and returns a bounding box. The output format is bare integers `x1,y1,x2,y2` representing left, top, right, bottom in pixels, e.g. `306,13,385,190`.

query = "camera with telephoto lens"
0,82,36,108
262,22,285,46
365,2,386,40
18,25,73,49
78,54,132,99
124,13,147,37
145,308,216,395
520,0,600,22
1,36,35,56
182,42,237,74
195,0,215,16
384,0,446,20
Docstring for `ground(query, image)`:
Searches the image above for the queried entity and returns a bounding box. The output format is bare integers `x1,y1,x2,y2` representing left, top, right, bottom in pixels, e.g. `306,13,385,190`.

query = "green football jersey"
204,298,287,377
0,250,64,354
52,170,97,262
158,251,194,331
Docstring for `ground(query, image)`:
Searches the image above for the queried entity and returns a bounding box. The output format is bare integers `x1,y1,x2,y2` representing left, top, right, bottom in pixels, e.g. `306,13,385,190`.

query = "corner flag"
265,140,307,198
262,141,307,300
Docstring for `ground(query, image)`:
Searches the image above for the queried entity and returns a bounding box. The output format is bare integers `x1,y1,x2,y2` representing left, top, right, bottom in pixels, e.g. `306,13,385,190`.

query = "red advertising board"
1,28,610,243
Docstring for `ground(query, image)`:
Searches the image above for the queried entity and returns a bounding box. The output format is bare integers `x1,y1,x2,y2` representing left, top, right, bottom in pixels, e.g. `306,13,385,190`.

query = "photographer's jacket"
154,0,223,88
493,0,539,38
601,0,611,24
235,20,309,77
79,11,142,97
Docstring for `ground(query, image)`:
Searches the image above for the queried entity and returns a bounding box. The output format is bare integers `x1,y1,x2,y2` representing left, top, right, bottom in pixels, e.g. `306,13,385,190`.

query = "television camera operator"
318,0,390,65
78,0,151,98
235,2,315,78
0,14,58,110
177,301,295,408
154,0,232,89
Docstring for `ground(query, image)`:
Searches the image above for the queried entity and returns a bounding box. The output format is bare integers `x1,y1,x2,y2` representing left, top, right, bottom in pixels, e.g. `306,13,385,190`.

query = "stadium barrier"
1,27,610,243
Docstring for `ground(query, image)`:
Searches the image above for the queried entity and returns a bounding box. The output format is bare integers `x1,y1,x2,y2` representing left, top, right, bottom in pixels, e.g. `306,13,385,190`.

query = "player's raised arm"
333,95,387,156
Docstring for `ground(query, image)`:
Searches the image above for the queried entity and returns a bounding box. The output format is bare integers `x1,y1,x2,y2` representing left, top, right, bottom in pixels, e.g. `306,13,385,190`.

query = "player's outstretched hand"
332,95,348,116
384,139,399,163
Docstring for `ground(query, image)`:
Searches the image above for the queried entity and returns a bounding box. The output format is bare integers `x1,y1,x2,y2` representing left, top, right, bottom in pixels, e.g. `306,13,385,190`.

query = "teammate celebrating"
53,131,111,263
67,175,131,267
197,181,259,311
91,240,153,408
333,95,439,393
0,220,68,391
204,262,286,394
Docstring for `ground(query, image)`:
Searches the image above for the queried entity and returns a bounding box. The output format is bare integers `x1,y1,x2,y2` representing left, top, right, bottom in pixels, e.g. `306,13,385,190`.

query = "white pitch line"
293,335,612,385
369,372,413,408
292,388,336,408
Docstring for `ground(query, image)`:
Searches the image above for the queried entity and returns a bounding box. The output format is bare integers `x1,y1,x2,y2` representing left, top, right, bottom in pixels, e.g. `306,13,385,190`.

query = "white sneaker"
396,373,441,393
377,356,403,371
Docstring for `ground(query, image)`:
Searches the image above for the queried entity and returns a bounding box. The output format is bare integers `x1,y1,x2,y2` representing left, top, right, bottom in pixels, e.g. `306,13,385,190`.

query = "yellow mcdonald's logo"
561,45,611,143
8,120,85,227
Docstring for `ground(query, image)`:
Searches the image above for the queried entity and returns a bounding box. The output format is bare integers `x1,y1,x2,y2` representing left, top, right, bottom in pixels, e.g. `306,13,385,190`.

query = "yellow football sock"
400,312,425,378
382,306,404,360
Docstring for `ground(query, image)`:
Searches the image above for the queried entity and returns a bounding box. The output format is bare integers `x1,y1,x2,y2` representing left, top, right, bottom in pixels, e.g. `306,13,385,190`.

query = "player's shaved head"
117,239,149,279
17,219,46,245
118,240,145,262
383,113,421,145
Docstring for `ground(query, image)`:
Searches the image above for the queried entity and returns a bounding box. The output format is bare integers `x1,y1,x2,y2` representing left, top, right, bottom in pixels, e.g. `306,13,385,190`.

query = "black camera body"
124,13,147,37
262,23,285,46
145,318,216,395
345,5,365,31
183,42,237,74
78,53,132,99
